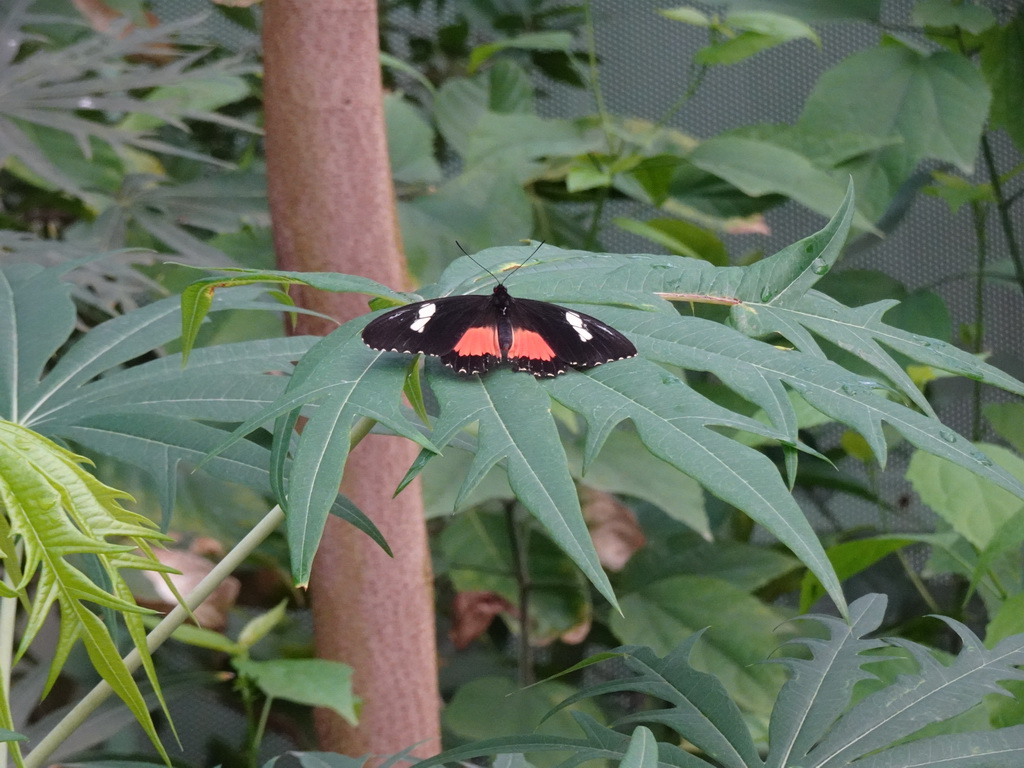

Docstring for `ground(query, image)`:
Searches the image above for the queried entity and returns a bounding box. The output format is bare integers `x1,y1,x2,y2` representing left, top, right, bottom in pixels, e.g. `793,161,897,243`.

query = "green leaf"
428,367,617,609
0,9,257,195
234,658,359,725
980,13,1024,153
547,638,760,768
906,443,1024,550
0,263,76,421
620,534,798,594
689,137,876,230
727,11,820,42
209,319,436,586
984,402,1024,454
697,32,791,65
913,0,996,34
801,44,990,218
385,94,442,185
802,616,1024,765
658,8,712,26
765,594,889,767
163,620,243,654
238,599,289,649
610,576,789,719
178,268,404,363
924,170,995,213
0,728,26,743
445,677,603,750
468,31,575,73
613,218,728,264
799,536,914,611
0,420,172,761
546,359,840,609
434,63,534,157
621,727,659,768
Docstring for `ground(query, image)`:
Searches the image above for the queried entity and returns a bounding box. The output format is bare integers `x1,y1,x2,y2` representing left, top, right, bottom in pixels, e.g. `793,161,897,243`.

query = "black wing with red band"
361,285,636,377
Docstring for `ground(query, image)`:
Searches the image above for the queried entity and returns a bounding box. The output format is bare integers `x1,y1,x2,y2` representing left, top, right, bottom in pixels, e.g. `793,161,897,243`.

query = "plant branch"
970,199,988,441
583,0,614,154
0,544,21,768
22,505,287,768
504,503,534,687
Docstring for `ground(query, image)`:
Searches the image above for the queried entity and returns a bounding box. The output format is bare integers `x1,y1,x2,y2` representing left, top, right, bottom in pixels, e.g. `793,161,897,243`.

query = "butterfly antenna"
456,240,501,284
500,240,545,284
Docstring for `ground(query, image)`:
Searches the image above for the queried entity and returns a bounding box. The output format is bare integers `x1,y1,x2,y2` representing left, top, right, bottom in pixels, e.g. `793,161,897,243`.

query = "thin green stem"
252,695,274,760
872,466,942,613
504,503,534,687
654,59,710,131
584,189,607,251
583,0,614,153
23,505,287,768
970,199,988,441
981,134,1024,299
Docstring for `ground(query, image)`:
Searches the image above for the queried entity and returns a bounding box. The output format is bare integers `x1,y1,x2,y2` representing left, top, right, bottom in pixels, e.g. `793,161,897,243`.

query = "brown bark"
262,0,441,756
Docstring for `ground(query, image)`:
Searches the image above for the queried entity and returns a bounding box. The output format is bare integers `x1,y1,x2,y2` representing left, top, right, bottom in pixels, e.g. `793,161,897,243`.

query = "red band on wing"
454,326,501,357
508,329,556,360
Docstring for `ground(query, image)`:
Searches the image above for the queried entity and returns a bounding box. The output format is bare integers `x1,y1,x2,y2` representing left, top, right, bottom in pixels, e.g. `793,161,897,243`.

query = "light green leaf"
906,443,1024,550
799,536,914,611
234,658,359,725
913,0,996,34
984,402,1024,454
238,599,289,649
658,7,712,26
0,420,172,760
697,32,790,65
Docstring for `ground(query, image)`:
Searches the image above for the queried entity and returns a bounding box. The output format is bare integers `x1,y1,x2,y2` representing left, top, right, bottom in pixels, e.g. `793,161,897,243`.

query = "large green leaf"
187,188,1024,618
800,43,990,219
414,594,1024,768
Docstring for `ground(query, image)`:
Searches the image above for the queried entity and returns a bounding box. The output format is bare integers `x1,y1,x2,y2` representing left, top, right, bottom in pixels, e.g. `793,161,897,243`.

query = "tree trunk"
262,0,441,756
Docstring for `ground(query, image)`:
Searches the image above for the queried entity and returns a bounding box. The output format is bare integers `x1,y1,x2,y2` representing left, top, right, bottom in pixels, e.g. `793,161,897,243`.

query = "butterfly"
361,253,637,378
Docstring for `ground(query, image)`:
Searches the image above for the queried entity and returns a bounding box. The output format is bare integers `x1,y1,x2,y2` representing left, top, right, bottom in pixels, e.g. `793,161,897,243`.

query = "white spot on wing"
410,302,436,332
565,311,593,341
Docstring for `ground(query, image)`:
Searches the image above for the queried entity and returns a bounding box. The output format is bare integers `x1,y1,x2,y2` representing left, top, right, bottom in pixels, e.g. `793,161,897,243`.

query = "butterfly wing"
507,298,637,377
361,295,502,374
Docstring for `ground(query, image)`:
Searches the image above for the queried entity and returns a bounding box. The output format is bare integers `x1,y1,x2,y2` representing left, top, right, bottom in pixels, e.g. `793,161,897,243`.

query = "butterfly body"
362,283,636,377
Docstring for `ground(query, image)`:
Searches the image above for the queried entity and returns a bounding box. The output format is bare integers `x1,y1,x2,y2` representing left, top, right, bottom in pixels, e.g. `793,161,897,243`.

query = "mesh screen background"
141,0,1023,757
